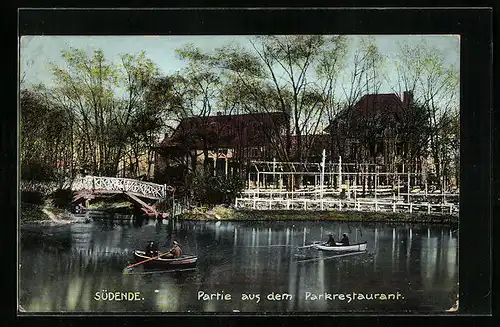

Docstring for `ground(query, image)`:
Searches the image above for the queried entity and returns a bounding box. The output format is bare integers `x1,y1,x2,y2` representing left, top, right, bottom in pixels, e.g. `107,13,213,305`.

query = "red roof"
328,92,413,131
160,112,289,150
353,93,407,120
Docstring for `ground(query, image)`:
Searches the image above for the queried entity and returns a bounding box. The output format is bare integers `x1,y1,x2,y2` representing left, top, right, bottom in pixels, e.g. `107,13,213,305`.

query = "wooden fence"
234,197,458,216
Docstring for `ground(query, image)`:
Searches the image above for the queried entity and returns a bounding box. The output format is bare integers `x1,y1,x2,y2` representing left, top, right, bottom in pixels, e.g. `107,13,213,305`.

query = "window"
216,158,226,174
376,141,384,155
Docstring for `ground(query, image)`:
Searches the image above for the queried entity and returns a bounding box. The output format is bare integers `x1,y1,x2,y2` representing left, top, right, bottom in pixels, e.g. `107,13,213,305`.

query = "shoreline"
178,207,459,226
20,202,458,227
20,203,89,227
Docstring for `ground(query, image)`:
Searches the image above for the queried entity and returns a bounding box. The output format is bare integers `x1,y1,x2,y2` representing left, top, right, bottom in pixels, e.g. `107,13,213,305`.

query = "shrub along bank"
179,205,458,226
20,189,77,224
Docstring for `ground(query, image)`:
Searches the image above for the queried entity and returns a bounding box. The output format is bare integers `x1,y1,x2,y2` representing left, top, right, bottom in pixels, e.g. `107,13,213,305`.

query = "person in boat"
164,240,182,259
145,241,159,257
325,234,337,246
340,233,350,246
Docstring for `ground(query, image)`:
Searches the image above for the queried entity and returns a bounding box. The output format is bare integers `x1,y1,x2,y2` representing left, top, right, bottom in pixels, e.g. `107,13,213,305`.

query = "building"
327,91,422,165
155,91,430,188
154,111,289,184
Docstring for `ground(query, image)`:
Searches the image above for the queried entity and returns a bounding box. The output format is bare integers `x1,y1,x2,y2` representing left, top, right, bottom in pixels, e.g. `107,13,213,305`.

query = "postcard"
17,8,490,316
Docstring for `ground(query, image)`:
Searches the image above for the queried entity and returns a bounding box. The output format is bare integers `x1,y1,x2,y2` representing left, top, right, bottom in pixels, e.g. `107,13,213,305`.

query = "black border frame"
8,6,494,326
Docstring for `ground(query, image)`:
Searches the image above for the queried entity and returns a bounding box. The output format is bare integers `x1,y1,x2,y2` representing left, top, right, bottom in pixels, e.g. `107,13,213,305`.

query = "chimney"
403,91,413,108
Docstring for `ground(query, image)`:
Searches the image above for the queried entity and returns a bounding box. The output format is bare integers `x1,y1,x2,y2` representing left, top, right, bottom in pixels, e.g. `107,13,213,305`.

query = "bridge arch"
71,176,169,200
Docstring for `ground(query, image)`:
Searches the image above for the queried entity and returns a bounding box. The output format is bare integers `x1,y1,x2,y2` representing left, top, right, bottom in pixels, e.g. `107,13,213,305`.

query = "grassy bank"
20,189,76,225
20,201,76,225
87,200,135,214
179,205,458,226
20,202,48,224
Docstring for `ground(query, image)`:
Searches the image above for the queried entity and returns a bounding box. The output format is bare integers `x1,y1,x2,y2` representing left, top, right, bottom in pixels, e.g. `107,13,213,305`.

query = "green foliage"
21,160,55,182
190,173,246,207
214,45,265,78
20,88,72,183
392,40,459,185
22,47,172,180
145,76,184,114
20,203,46,223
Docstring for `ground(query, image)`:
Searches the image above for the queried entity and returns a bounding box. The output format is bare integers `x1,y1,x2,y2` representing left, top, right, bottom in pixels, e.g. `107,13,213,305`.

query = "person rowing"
340,233,350,246
163,240,182,259
324,234,337,246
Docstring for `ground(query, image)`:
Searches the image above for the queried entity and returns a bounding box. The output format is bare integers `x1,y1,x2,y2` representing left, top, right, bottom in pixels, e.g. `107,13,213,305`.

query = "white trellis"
236,150,459,216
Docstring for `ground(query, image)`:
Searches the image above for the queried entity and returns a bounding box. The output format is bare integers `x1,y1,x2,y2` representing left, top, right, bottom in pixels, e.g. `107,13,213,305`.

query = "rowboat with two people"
298,233,367,252
124,240,197,272
132,250,198,270
314,233,367,252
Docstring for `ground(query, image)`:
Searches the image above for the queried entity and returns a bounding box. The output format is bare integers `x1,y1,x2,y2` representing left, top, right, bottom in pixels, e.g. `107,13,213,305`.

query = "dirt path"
40,207,85,225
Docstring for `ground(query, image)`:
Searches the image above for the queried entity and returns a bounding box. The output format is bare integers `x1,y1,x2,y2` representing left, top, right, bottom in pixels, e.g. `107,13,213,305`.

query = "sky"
19,35,460,97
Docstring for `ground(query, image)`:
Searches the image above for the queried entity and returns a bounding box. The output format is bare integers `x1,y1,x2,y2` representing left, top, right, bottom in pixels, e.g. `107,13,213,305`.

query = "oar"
297,241,323,249
237,245,296,248
123,251,170,273
125,267,197,275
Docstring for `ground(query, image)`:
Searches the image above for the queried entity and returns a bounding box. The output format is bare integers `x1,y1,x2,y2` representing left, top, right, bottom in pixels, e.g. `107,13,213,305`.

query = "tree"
390,40,459,187
118,51,161,179
49,48,121,176
20,87,74,185
334,36,387,162
47,48,163,179
174,44,225,176
215,36,348,163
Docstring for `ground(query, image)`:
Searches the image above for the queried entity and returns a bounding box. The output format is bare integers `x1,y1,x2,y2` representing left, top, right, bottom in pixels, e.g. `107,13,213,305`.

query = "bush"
21,161,55,182
21,191,45,205
20,202,46,222
51,188,74,209
190,173,245,207
155,199,171,211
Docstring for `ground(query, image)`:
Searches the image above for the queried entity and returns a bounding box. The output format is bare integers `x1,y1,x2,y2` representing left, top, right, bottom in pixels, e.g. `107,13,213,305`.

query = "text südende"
197,291,404,303
94,290,144,301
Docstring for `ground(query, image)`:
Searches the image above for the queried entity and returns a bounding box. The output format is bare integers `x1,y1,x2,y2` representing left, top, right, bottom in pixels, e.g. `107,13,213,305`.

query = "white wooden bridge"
21,176,170,200
72,176,169,200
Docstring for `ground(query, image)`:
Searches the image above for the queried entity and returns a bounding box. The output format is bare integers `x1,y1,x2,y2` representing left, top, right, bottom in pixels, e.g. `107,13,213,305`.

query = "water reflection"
19,217,458,313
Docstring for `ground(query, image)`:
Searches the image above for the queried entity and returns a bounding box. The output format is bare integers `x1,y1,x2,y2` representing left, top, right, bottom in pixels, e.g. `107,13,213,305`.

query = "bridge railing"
71,176,167,199
21,176,168,199
71,176,94,191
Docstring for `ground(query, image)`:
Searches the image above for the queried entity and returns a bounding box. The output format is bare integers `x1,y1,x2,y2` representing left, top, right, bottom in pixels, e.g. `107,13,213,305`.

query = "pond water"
19,213,458,314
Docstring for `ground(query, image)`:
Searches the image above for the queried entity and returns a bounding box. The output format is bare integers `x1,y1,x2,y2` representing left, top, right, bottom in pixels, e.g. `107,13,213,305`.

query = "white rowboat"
313,241,367,252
